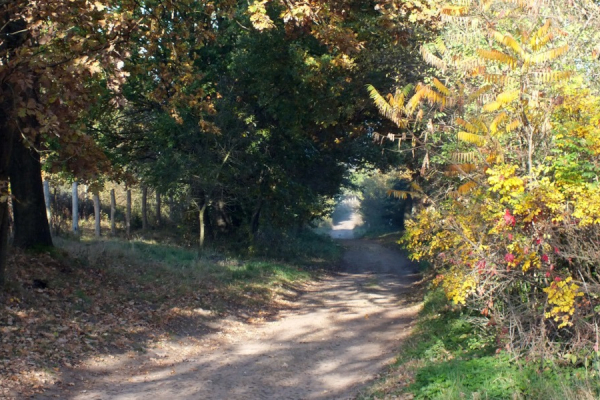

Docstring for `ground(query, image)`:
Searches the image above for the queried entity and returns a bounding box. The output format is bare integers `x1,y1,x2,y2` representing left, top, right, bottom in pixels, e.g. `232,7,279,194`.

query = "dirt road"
36,240,420,400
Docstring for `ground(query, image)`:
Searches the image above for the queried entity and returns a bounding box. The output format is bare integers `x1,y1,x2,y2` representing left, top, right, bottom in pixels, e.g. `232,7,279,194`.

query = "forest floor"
30,240,420,400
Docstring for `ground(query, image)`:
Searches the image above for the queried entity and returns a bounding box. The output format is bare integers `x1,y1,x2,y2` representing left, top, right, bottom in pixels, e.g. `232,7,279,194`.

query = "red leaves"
503,209,516,226
504,253,515,263
541,254,549,263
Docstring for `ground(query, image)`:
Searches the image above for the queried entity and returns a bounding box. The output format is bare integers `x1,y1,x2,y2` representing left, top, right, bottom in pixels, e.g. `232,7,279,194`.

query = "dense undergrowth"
360,287,600,400
0,230,341,397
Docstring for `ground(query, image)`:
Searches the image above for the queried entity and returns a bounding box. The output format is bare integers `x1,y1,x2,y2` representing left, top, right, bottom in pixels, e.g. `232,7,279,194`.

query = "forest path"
36,240,420,400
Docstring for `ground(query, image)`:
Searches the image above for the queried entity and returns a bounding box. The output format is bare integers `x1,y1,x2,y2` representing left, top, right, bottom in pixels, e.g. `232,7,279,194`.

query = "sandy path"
35,240,420,400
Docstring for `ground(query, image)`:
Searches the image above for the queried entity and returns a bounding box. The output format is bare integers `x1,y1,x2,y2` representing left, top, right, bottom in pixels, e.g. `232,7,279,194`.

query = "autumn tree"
370,0,600,354
0,0,229,287
89,0,436,248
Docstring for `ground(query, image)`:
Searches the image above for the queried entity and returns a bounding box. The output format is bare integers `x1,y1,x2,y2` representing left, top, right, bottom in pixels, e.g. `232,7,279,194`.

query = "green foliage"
360,287,600,400
251,229,343,265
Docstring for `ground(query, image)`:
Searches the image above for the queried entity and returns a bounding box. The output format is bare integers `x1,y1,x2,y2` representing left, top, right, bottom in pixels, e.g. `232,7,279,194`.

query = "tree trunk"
199,202,207,249
9,137,53,249
141,186,148,230
169,195,176,222
43,179,52,231
0,123,15,288
156,191,162,227
93,193,101,238
72,182,79,234
250,198,262,238
110,189,116,236
126,188,132,238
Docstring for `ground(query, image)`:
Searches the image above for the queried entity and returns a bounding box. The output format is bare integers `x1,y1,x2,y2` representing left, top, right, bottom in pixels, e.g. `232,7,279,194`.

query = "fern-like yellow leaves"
458,131,486,146
387,189,419,199
529,19,551,51
528,44,569,65
367,85,409,128
477,49,517,69
452,151,478,163
491,31,525,57
433,78,450,96
421,46,447,71
532,70,573,83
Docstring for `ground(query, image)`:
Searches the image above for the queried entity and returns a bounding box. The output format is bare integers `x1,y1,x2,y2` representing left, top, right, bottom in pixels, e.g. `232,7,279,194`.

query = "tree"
0,0,229,286
88,0,434,248
371,0,600,354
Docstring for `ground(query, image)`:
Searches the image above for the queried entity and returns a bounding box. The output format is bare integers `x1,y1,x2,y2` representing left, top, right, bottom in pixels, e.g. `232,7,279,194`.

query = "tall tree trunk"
72,182,79,234
126,188,132,238
0,124,15,288
43,179,52,232
199,202,207,249
169,195,176,222
141,186,148,230
110,189,116,236
93,193,101,238
156,191,162,227
250,198,262,238
9,137,53,249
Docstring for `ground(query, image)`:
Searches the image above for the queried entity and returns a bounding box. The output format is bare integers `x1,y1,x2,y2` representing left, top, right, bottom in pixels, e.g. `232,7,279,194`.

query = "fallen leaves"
0,245,303,397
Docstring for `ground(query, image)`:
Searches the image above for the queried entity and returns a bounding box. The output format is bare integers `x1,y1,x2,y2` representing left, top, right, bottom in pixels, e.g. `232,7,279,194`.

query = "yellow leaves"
483,101,501,112
421,45,447,71
467,84,493,103
433,78,450,96
490,112,507,134
543,277,584,328
457,131,486,146
455,117,479,133
521,253,541,273
570,186,600,226
422,85,449,108
530,19,551,51
443,272,478,305
483,90,519,112
483,74,511,86
248,1,275,31
532,70,573,83
486,165,524,202
496,89,519,105
367,84,413,128
506,119,521,132
477,49,517,69
387,189,419,199
528,44,569,65
451,151,478,164
491,31,525,57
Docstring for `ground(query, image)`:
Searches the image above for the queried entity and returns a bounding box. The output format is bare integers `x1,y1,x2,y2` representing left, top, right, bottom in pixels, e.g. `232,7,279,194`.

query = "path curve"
37,241,420,400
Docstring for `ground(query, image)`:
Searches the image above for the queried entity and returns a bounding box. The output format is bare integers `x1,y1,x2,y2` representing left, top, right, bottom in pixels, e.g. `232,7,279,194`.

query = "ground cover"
0,234,338,398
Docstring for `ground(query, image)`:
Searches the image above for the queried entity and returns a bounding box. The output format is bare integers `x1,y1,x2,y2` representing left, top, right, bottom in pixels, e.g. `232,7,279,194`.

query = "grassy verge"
359,288,600,400
0,232,340,397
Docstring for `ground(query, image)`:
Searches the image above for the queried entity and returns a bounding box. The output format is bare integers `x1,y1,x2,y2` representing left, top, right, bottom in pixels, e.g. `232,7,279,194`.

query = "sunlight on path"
37,241,420,400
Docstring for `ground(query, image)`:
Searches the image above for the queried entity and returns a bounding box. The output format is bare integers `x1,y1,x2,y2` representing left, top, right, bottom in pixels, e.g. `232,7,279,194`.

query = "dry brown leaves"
0,249,293,398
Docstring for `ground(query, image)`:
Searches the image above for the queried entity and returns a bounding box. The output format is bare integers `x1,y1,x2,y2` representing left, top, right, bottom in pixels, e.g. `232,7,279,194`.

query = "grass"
54,234,331,310
359,288,600,400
